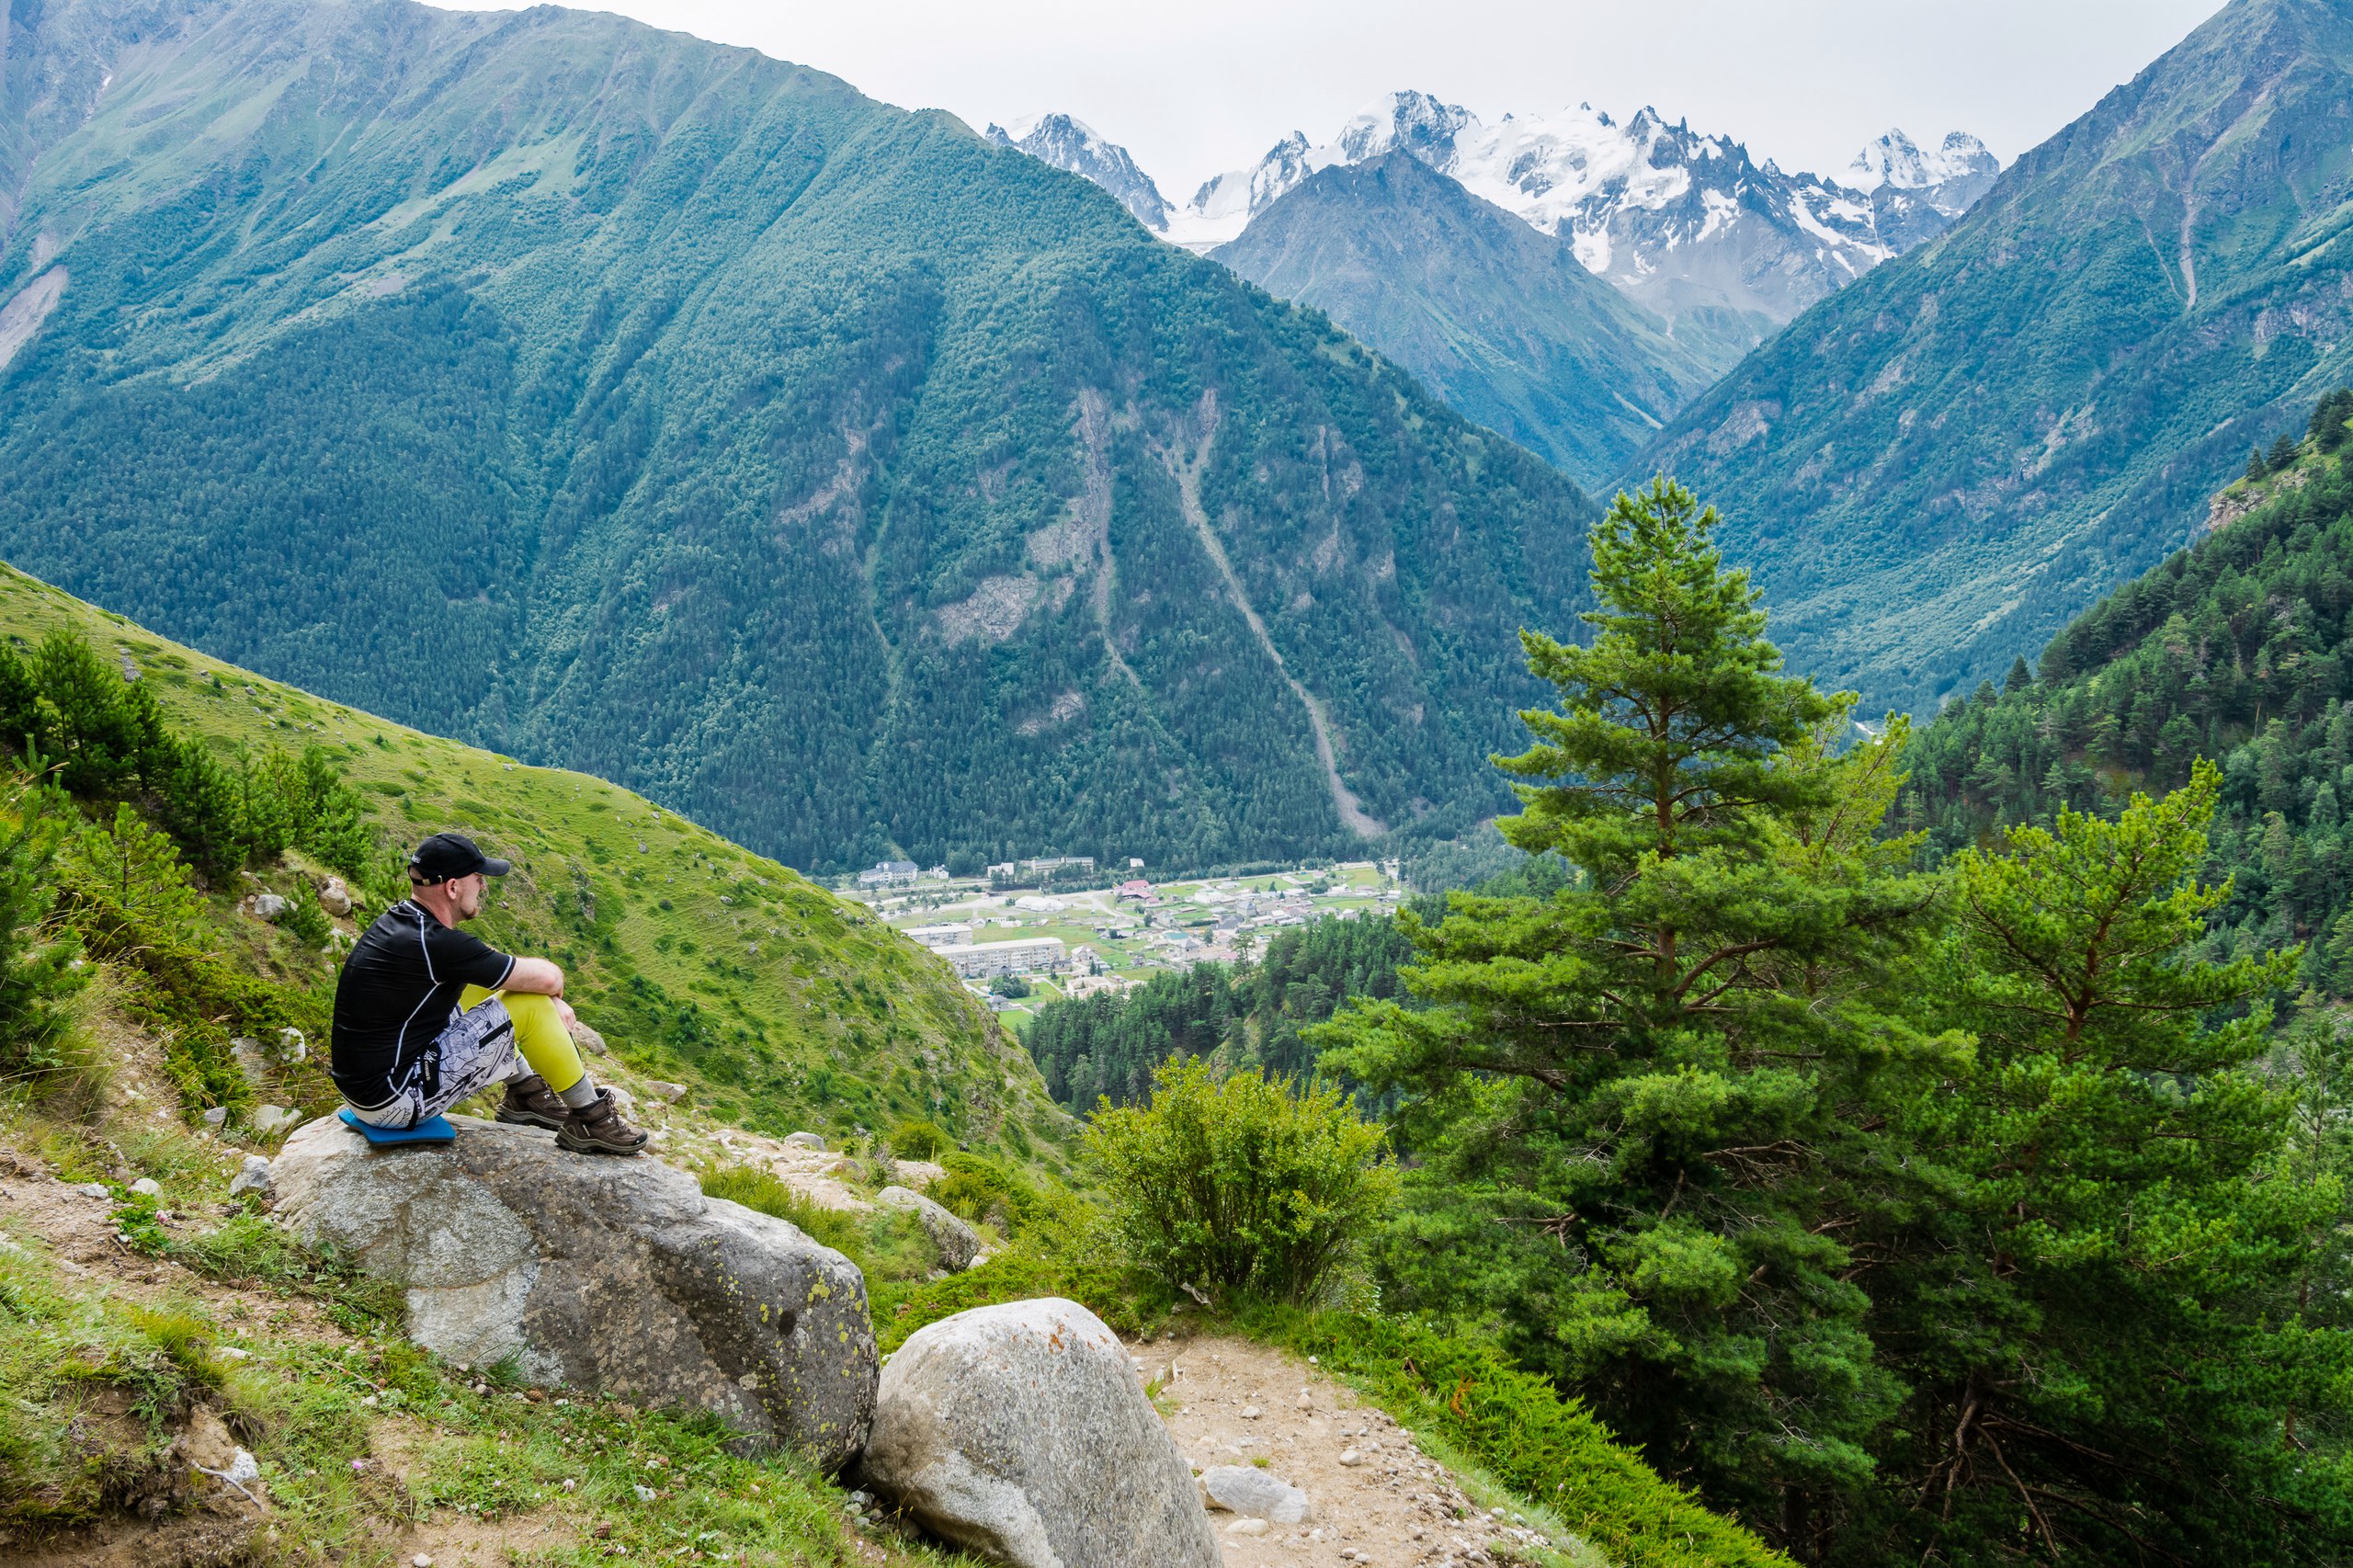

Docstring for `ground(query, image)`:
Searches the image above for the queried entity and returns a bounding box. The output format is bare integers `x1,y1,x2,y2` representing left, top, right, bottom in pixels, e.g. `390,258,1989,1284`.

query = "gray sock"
558,1076,602,1110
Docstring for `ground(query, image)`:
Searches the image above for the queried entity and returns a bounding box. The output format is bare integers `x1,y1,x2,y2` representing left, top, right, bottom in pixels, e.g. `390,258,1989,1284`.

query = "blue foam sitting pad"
337,1107,457,1145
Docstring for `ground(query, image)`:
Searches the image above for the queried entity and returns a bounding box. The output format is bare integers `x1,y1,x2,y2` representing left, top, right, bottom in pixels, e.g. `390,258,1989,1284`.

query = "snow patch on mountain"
989,92,2000,343
985,113,1172,232
1153,93,2000,337
1847,129,1998,197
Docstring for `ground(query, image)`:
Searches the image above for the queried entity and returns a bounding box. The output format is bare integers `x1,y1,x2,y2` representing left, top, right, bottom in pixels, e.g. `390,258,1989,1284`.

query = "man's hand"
504,957,566,997
554,997,578,1031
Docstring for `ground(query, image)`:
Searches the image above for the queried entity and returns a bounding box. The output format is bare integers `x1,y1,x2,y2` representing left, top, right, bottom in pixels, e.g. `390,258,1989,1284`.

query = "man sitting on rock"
329,831,647,1154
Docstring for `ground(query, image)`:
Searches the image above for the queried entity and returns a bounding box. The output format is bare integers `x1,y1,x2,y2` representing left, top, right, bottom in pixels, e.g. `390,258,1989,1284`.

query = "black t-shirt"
330,900,514,1110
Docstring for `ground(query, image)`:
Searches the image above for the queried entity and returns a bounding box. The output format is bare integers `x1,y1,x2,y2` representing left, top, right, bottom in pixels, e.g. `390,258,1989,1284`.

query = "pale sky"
446,0,2223,199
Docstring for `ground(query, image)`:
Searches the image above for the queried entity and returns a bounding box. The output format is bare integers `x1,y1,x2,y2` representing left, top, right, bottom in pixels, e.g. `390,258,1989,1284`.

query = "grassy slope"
0,561,1069,1156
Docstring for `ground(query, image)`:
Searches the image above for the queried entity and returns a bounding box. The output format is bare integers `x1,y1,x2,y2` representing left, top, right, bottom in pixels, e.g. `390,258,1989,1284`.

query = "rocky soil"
1155,1335,1581,1568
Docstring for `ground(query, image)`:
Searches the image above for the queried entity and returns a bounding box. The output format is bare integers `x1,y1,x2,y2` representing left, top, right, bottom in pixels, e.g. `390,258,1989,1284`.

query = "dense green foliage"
1904,397,2353,987
1084,1057,1394,1304
1215,151,1722,489
1643,0,2353,716
0,0,1595,875
0,782,82,1085
1323,480,1943,1540
1310,483,2353,1563
1,629,377,881
1024,912,1415,1107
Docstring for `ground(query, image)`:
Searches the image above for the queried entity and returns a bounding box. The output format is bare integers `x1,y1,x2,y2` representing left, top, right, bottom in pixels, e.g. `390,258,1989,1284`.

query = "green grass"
0,563,1071,1158
0,1150,978,1564
695,1165,941,1287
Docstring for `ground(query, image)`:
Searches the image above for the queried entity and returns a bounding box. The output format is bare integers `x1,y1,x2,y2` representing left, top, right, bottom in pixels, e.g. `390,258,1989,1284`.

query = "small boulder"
859,1298,1218,1568
317,879,353,917
644,1080,688,1103
201,1107,229,1129
250,1105,301,1138
229,1037,269,1085
567,1018,610,1057
130,1176,162,1198
247,893,290,923
272,1115,875,1466
877,1185,982,1272
784,1132,827,1151
275,1027,308,1065
229,1155,273,1200
1201,1464,1313,1525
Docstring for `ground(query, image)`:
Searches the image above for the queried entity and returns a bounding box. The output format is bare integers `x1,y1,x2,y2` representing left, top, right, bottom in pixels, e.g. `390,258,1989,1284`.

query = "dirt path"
1154,1335,1566,1567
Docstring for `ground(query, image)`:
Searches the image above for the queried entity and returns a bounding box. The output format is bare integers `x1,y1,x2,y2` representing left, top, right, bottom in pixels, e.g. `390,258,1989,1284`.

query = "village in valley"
835,855,1404,1028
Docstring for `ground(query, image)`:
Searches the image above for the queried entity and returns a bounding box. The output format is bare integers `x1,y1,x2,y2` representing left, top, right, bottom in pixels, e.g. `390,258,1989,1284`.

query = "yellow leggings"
458,986,587,1095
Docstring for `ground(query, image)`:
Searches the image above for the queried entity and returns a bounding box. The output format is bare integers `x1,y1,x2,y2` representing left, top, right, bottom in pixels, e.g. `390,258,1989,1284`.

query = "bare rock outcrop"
271,1114,876,1467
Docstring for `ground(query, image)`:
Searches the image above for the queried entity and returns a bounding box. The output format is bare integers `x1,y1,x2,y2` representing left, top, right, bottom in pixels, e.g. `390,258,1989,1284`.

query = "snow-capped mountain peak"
1847,128,1998,193
984,112,1173,232
993,90,2001,344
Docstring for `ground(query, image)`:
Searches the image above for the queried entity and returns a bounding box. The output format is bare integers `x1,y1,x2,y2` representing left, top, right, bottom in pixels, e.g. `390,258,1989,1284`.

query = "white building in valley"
938,936,1069,979
904,924,975,949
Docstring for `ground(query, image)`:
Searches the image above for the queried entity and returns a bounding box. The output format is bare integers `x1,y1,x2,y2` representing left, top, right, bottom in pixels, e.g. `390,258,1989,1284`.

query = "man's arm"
502,956,565,996
501,956,578,1029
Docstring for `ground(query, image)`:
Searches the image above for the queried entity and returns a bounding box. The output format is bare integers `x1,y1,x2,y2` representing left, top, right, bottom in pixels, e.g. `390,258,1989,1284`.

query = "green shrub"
875,1250,1158,1352
887,1117,952,1160
1084,1056,1394,1306
926,1149,1045,1234
0,780,85,1085
696,1164,936,1283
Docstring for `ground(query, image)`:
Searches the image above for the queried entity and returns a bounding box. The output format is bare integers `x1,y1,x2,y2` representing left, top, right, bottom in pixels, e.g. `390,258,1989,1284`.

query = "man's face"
447,872,485,920
416,872,485,922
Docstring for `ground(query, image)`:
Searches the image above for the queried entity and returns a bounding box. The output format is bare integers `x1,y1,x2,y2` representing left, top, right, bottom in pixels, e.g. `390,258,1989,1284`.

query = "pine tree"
2269,431,2303,472
1319,478,1947,1538
1868,764,2350,1565
2248,445,2271,483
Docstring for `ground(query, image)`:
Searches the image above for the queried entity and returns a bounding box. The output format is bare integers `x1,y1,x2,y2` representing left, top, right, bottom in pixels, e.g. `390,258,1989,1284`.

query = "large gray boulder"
860,1298,1218,1568
877,1184,982,1272
271,1114,875,1468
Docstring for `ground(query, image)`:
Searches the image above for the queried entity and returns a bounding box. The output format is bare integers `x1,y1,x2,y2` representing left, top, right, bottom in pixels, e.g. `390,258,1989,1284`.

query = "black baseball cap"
407,832,511,884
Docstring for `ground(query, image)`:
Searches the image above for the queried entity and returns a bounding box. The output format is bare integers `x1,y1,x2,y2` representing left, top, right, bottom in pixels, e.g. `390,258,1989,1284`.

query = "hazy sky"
446,0,2224,198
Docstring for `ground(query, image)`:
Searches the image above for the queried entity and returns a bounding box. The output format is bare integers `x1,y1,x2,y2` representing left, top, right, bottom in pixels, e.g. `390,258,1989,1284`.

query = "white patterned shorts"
345,995,520,1129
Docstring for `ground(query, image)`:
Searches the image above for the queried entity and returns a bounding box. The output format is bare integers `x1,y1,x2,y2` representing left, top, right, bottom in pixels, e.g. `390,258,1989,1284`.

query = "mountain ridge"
1639,0,2353,717
0,0,1597,874
1212,150,1718,487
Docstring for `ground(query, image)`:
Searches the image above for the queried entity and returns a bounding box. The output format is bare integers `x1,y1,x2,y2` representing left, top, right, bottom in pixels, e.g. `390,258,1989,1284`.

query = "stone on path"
860,1297,1218,1568
1201,1463,1313,1524
229,1154,273,1200
271,1114,875,1466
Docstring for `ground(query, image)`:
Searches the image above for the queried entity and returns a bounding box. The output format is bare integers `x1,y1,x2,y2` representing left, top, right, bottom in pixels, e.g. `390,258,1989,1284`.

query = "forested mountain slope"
0,0,1595,875
0,559,1063,1149
1214,152,1720,490
1643,0,2353,718
1903,391,2353,988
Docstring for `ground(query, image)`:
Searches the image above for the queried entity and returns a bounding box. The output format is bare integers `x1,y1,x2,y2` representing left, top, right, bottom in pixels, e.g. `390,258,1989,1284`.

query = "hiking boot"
555,1089,648,1156
494,1074,571,1133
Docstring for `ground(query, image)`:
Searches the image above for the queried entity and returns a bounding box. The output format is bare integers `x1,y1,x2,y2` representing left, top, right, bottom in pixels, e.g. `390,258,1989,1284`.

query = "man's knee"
500,990,559,1026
